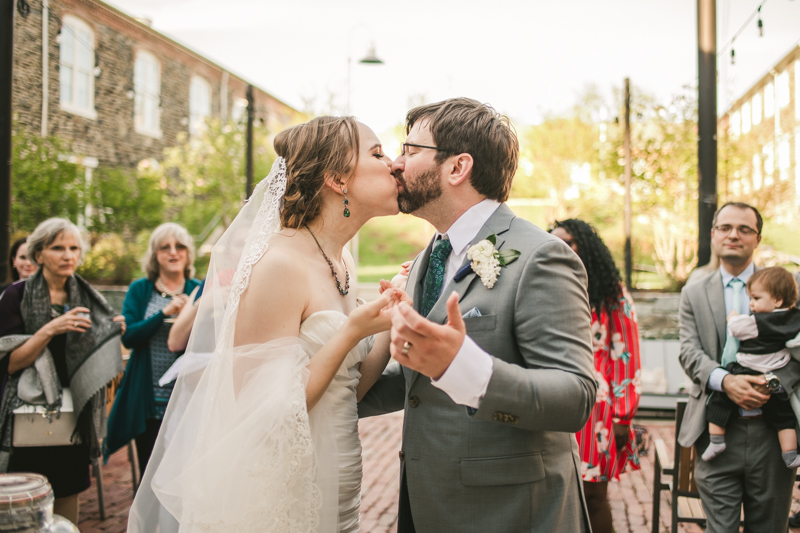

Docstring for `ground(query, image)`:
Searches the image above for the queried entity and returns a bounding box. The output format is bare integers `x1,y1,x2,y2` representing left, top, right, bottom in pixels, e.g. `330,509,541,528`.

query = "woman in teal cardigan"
105,223,200,474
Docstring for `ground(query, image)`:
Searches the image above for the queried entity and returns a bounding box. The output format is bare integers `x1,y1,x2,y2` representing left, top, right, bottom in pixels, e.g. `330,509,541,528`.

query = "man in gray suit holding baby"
358,98,596,533
678,202,800,532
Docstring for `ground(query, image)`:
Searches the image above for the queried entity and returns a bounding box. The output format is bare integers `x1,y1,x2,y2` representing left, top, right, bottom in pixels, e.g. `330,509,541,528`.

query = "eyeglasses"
158,243,188,253
713,224,759,236
400,142,453,157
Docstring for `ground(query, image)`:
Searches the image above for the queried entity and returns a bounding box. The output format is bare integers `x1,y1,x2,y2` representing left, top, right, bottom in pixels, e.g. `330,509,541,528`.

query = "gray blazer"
358,204,596,533
677,269,800,448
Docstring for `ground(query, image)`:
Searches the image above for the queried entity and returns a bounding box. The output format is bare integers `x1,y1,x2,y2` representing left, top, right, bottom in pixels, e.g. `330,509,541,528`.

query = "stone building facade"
720,44,800,222
12,0,303,170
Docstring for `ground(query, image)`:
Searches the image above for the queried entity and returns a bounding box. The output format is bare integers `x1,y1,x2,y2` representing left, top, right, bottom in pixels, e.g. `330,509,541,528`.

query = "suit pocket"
460,453,545,487
463,315,496,333
689,383,702,398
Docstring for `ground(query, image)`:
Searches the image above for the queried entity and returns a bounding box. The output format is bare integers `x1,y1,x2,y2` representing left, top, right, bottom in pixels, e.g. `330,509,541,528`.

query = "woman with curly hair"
550,219,642,533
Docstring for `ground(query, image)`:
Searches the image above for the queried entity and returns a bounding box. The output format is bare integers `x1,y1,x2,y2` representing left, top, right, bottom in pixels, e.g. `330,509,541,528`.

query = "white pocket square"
462,307,482,318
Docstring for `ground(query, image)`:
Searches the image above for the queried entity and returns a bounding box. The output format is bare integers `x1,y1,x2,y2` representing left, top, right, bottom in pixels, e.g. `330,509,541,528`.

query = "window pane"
60,65,72,104
60,29,74,65
135,92,143,125
134,53,161,131
765,83,774,117
742,102,751,134
752,93,762,125
777,71,790,108
143,97,152,130
76,72,89,108
148,62,159,94
77,30,92,70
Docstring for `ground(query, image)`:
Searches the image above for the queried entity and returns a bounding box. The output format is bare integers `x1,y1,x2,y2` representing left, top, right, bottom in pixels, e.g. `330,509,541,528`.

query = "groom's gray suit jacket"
358,204,596,533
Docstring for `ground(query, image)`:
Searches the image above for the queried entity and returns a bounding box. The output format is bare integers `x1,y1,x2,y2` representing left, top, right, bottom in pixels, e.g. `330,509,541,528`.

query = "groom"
358,98,596,532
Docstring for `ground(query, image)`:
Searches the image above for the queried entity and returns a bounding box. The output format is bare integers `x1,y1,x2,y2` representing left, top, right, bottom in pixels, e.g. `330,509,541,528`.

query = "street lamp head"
359,43,384,64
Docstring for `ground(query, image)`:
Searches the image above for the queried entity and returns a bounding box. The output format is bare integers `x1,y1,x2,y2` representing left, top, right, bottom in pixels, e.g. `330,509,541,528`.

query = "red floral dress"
576,287,642,482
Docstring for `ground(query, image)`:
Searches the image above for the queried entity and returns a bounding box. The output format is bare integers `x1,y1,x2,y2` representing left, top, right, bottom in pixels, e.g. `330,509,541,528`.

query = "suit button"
408,396,420,408
492,412,502,421
399,451,405,460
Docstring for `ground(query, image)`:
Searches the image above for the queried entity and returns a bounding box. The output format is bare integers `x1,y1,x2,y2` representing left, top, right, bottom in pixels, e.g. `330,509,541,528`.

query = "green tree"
602,89,700,286
159,119,277,236
89,163,165,236
11,129,81,233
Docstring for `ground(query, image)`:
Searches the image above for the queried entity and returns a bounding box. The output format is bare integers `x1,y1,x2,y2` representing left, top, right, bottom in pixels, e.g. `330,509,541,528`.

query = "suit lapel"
408,204,516,390
425,204,515,326
704,271,726,359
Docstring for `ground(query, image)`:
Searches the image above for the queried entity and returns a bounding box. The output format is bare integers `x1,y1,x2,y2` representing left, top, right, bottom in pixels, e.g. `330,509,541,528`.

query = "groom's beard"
396,164,443,214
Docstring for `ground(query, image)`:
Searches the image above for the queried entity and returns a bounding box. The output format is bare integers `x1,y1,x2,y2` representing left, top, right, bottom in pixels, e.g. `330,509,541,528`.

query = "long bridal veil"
128,158,339,533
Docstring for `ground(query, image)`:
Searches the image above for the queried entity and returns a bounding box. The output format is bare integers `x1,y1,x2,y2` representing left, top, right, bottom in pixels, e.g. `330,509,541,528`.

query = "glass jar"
0,474,78,533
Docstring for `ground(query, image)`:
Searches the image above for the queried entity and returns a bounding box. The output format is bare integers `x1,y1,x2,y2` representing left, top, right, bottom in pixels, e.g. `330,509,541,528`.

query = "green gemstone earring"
343,189,350,218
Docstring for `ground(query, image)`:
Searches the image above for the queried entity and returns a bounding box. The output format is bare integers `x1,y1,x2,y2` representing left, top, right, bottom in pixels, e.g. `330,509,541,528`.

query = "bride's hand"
346,289,399,338
379,280,413,309
387,261,413,291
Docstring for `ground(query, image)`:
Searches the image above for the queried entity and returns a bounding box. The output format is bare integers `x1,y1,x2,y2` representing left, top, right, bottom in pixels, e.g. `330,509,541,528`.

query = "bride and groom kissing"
129,97,598,532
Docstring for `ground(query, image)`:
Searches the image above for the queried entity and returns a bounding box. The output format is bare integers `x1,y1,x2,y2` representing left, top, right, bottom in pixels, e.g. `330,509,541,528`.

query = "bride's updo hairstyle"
275,116,361,229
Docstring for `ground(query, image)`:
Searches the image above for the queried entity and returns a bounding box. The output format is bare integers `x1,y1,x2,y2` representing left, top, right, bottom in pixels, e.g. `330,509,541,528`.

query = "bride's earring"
343,189,350,218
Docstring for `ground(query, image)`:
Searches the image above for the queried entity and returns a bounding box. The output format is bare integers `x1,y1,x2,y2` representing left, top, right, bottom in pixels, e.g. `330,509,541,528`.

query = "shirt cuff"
708,367,730,393
431,335,494,409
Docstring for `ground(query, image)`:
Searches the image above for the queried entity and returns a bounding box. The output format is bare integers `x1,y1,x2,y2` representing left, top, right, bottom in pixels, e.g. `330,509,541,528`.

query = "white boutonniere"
466,235,520,289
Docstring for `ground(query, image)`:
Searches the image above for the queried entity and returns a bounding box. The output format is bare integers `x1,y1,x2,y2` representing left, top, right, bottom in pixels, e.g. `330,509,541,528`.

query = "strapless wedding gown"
301,311,373,533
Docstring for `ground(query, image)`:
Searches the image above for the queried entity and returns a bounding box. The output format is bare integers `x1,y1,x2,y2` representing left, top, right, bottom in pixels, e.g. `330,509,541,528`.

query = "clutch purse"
12,388,77,447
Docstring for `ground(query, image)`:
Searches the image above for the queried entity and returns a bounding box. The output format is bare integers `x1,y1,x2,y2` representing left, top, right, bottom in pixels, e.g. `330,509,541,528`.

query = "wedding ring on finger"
402,341,412,356
74,321,78,328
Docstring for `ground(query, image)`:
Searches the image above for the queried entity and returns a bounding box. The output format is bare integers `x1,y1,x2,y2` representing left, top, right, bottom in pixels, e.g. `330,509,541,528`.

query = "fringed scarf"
0,270,123,470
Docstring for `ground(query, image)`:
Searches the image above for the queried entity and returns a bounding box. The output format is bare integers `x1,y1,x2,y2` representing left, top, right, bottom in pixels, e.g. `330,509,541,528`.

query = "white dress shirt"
707,262,761,415
427,199,500,408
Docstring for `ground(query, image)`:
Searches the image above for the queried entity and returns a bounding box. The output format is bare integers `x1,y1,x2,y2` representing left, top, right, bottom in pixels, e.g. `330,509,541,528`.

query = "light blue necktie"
720,278,745,368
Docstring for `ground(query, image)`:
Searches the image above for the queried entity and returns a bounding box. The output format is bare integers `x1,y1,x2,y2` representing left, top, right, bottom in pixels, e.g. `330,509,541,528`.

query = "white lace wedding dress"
301,311,373,532
126,158,374,533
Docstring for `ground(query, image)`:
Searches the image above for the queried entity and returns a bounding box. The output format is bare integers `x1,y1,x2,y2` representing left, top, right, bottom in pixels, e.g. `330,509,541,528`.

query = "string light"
717,0,770,59
757,6,763,36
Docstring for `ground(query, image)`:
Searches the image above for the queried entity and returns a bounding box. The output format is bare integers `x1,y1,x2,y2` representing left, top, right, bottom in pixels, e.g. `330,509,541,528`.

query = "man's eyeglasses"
713,224,759,236
400,143,453,157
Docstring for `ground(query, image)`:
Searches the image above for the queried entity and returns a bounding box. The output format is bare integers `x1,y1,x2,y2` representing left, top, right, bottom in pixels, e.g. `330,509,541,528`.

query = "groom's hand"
390,292,466,380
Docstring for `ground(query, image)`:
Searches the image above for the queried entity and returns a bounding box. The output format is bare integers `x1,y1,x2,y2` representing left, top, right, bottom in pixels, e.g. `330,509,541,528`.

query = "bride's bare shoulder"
248,230,310,287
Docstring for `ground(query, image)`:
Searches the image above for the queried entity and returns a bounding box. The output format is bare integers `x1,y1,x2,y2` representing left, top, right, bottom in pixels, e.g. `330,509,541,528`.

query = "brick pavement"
77,415,800,533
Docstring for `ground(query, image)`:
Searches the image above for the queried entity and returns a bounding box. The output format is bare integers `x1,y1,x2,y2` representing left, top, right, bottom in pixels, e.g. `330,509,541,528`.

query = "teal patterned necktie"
720,278,745,367
420,236,452,317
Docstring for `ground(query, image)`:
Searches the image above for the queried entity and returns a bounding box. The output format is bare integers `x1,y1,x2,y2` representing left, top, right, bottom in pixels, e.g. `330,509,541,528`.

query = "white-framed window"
752,153,762,190
730,111,741,137
776,71,790,109
189,76,211,136
765,82,775,118
134,50,161,138
752,93,762,125
59,15,96,119
741,102,751,134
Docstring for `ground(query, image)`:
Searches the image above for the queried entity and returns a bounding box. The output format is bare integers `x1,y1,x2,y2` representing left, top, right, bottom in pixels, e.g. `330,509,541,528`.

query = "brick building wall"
720,44,800,222
12,0,303,169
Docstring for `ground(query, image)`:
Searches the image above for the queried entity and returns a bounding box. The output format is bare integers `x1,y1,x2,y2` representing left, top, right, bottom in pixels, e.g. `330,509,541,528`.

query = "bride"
128,116,404,532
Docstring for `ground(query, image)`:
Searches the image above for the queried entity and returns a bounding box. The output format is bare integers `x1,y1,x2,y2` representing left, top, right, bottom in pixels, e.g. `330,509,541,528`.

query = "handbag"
12,388,77,447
